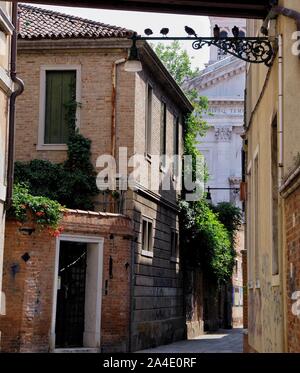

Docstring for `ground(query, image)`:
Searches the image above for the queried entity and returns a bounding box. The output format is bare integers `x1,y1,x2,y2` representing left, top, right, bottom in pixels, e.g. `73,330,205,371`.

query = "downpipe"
278,34,283,188
6,2,24,210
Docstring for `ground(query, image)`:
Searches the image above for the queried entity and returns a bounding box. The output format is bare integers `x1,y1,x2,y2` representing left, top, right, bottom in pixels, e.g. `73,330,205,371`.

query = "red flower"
36,211,45,217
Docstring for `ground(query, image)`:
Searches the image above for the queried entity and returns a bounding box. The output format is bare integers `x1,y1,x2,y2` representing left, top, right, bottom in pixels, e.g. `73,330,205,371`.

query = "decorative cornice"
185,58,246,91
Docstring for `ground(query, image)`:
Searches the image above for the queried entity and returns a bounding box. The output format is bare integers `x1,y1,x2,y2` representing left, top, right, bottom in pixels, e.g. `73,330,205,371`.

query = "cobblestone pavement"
137,328,243,353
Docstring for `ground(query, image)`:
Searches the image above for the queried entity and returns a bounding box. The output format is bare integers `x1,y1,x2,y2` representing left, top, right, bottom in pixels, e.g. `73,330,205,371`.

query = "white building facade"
185,17,246,208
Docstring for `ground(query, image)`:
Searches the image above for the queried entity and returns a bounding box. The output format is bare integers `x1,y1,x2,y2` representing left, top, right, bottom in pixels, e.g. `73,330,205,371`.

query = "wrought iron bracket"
130,33,276,67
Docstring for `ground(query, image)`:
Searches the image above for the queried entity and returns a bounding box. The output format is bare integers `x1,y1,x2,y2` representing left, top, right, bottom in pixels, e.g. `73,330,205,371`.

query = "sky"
28,3,211,70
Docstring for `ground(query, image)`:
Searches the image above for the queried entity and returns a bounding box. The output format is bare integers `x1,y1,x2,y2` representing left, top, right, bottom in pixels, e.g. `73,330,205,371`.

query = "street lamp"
124,33,142,72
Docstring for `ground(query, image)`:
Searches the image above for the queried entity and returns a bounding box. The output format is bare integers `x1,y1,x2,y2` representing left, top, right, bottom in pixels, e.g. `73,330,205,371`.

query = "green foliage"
179,199,235,283
212,202,243,245
11,183,64,233
154,41,200,86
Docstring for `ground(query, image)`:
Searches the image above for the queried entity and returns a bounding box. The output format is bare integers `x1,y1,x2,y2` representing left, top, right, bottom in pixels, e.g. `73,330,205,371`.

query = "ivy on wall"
14,98,99,211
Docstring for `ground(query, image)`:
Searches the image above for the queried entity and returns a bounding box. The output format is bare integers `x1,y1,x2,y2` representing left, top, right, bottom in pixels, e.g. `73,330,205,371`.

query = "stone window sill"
141,250,153,258
36,144,68,151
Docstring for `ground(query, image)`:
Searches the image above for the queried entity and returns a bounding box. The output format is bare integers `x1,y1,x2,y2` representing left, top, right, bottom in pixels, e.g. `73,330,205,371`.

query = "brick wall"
0,211,132,352
15,47,135,167
282,170,300,353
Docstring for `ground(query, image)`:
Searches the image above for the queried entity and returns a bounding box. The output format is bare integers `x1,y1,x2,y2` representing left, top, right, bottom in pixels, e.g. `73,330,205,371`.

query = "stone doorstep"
53,348,100,353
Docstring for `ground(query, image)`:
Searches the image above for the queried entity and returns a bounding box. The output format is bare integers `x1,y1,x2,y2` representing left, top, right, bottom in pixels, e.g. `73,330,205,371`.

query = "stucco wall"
245,0,300,352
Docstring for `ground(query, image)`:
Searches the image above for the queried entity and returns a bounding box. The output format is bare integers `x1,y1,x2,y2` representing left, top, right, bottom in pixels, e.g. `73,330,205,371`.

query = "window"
145,84,153,157
173,116,179,177
171,230,179,261
44,70,76,144
38,66,80,149
160,101,167,164
271,116,279,276
142,218,153,255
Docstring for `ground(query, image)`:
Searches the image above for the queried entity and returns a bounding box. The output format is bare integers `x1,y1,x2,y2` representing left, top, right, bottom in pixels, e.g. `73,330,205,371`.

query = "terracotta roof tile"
18,4,134,40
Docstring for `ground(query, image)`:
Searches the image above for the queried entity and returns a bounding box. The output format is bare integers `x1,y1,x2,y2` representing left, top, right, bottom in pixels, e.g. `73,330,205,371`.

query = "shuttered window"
44,70,76,144
145,84,153,156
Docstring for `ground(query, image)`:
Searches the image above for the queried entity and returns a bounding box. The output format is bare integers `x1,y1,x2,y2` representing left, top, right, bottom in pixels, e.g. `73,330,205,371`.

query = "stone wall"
0,210,132,352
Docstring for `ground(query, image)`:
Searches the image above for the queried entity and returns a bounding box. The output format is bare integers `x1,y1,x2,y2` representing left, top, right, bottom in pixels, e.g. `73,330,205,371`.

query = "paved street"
137,328,243,353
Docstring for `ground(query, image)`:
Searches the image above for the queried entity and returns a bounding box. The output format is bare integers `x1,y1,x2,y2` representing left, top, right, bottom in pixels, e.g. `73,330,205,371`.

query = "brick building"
0,211,133,352
280,165,300,352
0,4,192,352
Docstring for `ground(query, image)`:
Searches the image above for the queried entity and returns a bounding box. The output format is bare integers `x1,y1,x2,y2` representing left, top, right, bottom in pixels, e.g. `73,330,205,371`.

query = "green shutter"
44,70,76,144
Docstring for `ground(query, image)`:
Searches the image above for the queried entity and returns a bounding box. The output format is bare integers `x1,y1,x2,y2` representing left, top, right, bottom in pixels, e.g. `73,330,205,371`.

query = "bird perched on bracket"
160,28,169,36
213,24,220,38
232,26,240,38
144,28,153,36
185,25,197,37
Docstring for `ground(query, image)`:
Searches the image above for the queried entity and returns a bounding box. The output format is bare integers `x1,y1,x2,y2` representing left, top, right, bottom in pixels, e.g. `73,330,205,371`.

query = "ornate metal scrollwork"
192,37,274,66
131,31,276,67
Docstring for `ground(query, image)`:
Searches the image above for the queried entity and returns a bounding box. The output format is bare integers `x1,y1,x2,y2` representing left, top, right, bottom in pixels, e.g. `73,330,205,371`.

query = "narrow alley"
137,329,243,353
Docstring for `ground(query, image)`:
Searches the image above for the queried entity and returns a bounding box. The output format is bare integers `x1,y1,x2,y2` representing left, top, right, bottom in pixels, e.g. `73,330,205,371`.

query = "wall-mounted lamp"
124,33,142,73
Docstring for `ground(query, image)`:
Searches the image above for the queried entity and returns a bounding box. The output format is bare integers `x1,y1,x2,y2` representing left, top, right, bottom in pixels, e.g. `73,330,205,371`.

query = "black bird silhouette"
144,28,153,36
185,25,197,37
160,27,169,36
213,24,220,38
232,26,240,38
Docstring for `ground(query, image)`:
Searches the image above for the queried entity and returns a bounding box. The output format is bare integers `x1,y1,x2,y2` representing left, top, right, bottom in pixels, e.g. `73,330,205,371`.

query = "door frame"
50,234,104,351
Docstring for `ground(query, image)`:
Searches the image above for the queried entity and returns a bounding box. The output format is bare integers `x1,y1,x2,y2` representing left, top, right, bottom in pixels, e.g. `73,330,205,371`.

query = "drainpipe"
6,2,24,210
111,58,126,160
261,6,300,34
278,34,283,188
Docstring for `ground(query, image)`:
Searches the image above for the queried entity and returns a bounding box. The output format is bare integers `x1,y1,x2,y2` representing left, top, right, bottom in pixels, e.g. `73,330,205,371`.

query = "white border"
37,65,81,151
